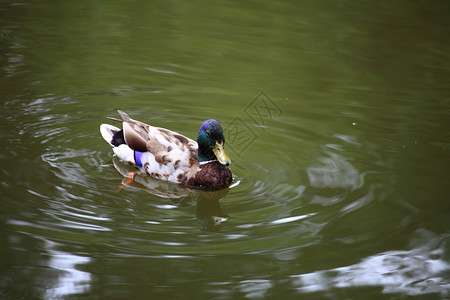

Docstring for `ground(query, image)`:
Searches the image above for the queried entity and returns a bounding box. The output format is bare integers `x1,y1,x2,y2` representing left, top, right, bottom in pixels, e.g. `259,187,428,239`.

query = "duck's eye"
205,131,211,138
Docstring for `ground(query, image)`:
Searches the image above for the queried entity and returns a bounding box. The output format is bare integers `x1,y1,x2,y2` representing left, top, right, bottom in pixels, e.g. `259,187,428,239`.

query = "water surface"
1,0,450,299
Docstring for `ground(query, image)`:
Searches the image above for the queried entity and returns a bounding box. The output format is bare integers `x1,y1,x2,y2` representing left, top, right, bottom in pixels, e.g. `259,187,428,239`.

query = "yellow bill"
213,141,231,166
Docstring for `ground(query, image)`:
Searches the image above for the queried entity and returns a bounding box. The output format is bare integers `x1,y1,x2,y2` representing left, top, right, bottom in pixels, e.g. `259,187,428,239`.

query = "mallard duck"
100,110,232,189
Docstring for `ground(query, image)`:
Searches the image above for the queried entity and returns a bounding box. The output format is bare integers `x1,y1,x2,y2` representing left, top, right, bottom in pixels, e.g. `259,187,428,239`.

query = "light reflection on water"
291,230,450,297
45,244,91,298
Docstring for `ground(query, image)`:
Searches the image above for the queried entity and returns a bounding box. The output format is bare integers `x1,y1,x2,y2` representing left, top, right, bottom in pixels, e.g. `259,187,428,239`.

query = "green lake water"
1,1,450,299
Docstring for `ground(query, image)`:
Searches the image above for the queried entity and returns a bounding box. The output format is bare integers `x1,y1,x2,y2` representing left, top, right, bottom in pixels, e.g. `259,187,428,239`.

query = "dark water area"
1,0,450,299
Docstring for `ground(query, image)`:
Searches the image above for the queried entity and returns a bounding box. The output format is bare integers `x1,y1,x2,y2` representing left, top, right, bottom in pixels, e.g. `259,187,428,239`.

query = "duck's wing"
118,110,199,169
117,110,151,152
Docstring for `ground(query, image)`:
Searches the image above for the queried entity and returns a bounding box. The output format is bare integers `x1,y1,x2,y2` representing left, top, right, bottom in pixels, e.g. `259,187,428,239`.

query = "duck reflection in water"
112,157,229,232
195,189,229,232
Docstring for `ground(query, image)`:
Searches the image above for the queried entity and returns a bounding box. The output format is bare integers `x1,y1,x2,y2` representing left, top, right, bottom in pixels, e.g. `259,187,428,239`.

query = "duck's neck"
198,147,216,163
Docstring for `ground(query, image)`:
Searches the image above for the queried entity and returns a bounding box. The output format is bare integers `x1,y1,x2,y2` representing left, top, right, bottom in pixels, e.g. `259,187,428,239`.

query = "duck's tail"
100,124,124,147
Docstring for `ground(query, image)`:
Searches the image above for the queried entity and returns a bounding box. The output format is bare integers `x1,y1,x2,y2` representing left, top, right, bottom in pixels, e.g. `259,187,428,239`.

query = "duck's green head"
197,119,231,166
